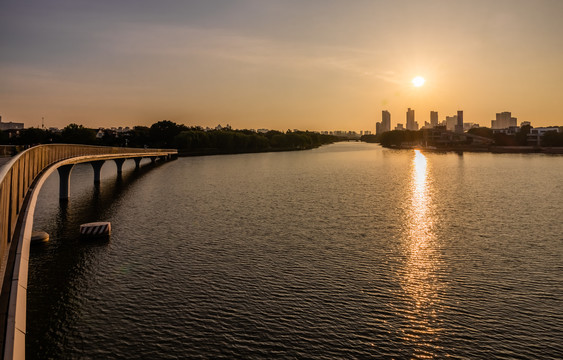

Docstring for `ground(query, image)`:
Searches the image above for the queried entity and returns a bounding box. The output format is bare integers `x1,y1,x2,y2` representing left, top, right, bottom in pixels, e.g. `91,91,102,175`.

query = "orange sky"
1,0,563,131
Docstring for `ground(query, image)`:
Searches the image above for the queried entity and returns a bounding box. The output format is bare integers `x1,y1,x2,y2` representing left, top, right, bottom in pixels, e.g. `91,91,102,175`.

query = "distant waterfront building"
491,111,517,129
395,123,405,131
445,115,458,132
0,116,24,131
406,108,418,131
376,110,391,135
493,126,520,135
463,123,476,131
455,110,464,134
382,110,391,132
520,121,531,127
527,127,561,146
430,111,438,128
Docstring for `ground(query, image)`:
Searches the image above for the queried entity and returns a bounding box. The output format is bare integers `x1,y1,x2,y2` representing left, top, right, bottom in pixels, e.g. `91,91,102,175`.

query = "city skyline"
2,1,563,130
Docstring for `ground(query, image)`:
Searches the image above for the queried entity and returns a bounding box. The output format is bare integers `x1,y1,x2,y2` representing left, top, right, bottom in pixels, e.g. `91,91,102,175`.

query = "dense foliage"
542,130,563,146
0,121,339,154
378,130,422,147
175,128,337,154
360,134,379,143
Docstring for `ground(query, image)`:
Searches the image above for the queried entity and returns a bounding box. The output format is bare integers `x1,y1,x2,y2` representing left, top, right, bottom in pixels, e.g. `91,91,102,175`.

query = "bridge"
0,144,177,359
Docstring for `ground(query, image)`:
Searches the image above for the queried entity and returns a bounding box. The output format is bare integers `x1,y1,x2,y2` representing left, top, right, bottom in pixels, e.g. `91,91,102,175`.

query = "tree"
541,131,563,146
467,127,493,139
61,123,96,144
515,124,532,146
149,120,188,147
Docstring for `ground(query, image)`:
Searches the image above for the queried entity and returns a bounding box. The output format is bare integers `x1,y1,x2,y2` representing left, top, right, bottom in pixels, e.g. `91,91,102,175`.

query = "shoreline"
177,143,333,157
381,144,563,154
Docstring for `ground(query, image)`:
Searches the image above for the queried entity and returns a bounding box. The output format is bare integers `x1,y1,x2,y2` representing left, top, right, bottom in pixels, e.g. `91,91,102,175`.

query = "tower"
455,110,464,134
406,108,418,131
430,111,438,128
377,110,391,135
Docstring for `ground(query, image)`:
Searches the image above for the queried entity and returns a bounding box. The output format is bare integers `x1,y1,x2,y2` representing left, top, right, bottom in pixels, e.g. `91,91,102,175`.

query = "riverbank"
177,144,329,157
381,144,563,154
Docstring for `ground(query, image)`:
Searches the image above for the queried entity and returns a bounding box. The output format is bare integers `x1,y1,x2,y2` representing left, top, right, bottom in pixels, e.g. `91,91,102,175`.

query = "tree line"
0,121,339,154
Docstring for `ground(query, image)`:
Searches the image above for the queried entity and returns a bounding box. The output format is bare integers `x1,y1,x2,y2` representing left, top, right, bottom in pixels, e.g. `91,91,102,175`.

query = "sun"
412,76,425,87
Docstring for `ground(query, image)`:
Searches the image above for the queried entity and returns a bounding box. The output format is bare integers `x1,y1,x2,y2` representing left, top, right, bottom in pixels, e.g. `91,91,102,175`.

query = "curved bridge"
0,144,177,359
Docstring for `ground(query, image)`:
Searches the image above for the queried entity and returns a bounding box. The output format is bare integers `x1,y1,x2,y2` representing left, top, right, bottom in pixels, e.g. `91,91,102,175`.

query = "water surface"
28,143,563,358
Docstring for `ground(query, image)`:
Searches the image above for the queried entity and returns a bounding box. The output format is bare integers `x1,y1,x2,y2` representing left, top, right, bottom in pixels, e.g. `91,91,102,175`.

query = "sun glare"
412,76,425,87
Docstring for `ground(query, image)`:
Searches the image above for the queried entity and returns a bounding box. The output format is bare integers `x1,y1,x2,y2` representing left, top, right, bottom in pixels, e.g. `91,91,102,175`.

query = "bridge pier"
91,160,105,184
57,164,74,200
114,158,126,175
150,156,157,164
133,157,142,170
0,144,178,359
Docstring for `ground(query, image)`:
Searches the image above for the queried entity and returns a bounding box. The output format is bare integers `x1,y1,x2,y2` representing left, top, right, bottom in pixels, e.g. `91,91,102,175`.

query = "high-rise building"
406,108,418,131
376,110,391,135
382,110,391,132
430,111,438,128
491,111,517,129
446,115,458,131
455,110,464,133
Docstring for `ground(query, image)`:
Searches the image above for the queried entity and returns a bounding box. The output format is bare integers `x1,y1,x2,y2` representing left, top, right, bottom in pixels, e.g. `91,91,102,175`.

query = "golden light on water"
399,149,443,356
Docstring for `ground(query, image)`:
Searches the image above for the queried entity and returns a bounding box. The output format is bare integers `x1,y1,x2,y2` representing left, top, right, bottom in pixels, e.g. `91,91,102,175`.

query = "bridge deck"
0,144,177,360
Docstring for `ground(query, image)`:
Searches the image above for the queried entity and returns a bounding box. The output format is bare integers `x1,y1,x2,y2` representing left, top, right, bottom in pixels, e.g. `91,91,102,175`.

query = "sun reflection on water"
399,149,444,358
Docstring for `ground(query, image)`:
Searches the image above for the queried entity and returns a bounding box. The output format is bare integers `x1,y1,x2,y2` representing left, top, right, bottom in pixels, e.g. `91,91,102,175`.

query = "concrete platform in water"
80,222,111,239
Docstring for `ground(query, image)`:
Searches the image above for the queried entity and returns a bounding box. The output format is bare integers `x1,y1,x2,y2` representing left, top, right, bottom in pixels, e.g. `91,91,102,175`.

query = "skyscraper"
382,110,391,132
430,111,438,128
406,108,418,131
455,110,464,133
376,110,391,135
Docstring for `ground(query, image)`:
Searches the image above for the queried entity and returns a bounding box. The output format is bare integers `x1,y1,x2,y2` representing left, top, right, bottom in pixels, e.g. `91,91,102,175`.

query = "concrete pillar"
134,157,142,170
114,158,126,175
57,164,74,200
91,160,105,184
150,157,157,164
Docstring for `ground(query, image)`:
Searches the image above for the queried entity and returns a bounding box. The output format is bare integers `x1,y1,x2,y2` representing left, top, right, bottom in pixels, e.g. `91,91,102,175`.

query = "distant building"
527,127,561,146
493,126,520,135
491,111,517,129
395,123,405,131
0,116,24,131
463,123,476,131
423,125,493,147
455,110,464,134
430,111,438,128
406,108,418,131
520,121,531,127
445,115,458,131
376,110,391,135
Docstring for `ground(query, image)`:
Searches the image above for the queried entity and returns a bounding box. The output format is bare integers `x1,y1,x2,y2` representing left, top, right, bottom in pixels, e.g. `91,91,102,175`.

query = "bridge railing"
0,144,176,275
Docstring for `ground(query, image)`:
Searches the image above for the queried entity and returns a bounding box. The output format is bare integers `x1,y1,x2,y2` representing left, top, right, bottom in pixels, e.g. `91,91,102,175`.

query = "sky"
1,0,563,131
